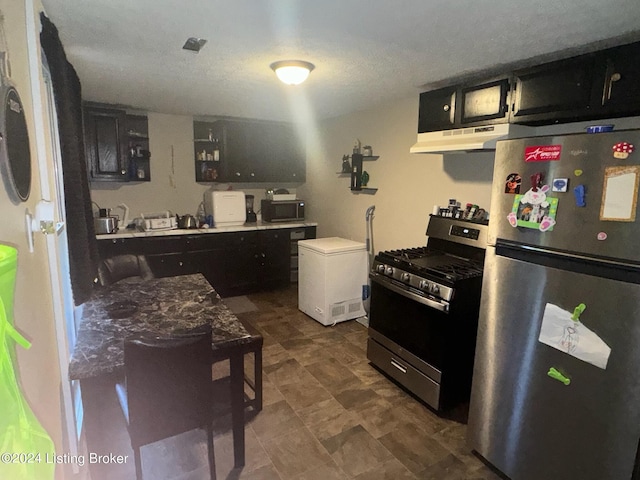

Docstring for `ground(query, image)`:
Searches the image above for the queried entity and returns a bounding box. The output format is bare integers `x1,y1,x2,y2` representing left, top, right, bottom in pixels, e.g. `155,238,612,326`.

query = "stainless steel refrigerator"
468,129,640,480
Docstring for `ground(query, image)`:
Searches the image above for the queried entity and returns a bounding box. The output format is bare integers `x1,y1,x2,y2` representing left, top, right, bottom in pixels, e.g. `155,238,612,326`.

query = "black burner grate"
377,247,484,282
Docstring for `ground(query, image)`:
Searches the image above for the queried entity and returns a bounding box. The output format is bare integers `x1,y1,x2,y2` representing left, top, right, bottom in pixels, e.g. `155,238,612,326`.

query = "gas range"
371,216,488,310
367,215,489,413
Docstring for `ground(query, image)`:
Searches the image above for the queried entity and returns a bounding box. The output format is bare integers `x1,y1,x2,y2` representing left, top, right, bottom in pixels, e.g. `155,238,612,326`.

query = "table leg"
229,350,245,468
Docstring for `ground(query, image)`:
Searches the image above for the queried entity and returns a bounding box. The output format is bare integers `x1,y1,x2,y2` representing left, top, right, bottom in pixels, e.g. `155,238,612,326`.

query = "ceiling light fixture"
182,37,207,53
270,60,315,85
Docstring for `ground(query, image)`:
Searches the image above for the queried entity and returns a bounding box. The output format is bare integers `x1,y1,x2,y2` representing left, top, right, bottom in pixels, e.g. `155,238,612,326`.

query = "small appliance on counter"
94,209,118,234
245,195,257,223
265,188,296,201
261,198,305,222
140,211,177,231
176,214,198,229
203,190,246,227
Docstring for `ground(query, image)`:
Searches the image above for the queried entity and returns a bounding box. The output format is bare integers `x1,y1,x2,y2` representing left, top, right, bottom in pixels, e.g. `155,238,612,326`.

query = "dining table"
68,273,253,470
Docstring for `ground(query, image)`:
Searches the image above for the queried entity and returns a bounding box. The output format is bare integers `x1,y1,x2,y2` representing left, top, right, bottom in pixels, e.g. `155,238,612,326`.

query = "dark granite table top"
69,274,251,380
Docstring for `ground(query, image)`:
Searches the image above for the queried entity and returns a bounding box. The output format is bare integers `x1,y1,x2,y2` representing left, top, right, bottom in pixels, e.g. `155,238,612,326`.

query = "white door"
26,2,82,473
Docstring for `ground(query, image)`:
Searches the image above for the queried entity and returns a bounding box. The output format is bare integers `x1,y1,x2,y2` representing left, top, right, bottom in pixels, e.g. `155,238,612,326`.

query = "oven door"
368,275,449,378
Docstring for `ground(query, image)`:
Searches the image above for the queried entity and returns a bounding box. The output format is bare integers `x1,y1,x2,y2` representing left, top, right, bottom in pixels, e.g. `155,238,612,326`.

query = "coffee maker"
245,194,257,223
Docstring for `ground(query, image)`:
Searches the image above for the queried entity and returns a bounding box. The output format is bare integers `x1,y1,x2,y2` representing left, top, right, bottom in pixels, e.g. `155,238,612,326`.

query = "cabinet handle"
449,91,456,124
179,261,183,266
602,59,622,105
250,172,255,177
121,169,126,175
443,104,450,112
390,359,407,374
235,172,241,177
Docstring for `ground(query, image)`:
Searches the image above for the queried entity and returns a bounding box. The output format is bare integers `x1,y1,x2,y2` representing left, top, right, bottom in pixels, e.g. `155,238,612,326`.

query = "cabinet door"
146,253,198,278
258,230,290,286
84,107,128,181
222,232,259,295
125,114,150,182
511,56,596,124
417,86,457,133
597,42,640,117
220,120,252,182
262,123,305,182
97,237,145,258
460,77,510,125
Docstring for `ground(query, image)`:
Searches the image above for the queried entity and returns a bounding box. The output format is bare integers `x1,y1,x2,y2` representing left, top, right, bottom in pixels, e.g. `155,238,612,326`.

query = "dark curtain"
40,14,99,306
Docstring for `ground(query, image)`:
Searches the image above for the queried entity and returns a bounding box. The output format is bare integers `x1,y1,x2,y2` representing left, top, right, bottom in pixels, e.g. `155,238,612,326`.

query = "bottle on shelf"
213,139,220,162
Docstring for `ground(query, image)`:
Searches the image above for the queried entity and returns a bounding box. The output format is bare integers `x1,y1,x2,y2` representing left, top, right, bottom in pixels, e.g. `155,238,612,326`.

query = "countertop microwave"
261,199,305,222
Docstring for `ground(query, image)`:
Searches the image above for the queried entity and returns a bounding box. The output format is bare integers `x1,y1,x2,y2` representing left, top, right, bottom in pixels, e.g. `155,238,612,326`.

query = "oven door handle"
371,275,449,313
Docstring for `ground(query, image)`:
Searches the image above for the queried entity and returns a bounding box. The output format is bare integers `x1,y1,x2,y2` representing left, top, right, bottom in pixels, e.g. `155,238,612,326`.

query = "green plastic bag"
0,245,55,479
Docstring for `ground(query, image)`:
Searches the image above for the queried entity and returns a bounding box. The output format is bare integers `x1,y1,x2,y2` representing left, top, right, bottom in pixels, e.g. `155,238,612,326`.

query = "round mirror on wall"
0,84,31,203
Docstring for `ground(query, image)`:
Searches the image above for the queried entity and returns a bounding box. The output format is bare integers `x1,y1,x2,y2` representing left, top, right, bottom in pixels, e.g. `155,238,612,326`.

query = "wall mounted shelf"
349,153,378,194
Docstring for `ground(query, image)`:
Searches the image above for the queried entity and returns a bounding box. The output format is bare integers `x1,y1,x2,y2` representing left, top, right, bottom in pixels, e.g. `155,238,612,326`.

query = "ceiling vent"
182,37,207,53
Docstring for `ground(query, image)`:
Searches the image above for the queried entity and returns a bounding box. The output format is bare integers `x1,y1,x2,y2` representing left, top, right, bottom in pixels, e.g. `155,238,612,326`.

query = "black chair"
97,254,154,286
115,325,216,480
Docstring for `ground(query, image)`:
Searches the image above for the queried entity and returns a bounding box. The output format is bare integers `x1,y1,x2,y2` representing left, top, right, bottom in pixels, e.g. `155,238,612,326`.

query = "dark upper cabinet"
84,105,151,182
84,106,128,181
418,78,510,133
194,119,305,183
511,55,597,125
416,41,640,133
418,86,457,133
460,78,510,125
595,42,640,117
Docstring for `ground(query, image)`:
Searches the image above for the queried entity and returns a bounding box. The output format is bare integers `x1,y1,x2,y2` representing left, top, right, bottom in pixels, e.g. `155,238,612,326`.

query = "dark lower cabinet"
220,232,259,297
97,227,315,297
146,253,195,278
259,230,290,285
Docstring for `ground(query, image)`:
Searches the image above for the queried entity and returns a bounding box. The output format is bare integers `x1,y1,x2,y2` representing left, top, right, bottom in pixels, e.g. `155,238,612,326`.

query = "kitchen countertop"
97,220,317,240
68,274,251,380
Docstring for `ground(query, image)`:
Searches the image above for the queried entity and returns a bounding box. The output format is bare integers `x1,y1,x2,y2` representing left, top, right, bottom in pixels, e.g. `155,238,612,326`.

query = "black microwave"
261,199,305,222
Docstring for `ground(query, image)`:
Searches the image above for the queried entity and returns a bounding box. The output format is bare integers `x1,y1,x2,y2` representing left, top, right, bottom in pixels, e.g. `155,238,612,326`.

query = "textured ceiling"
41,0,640,122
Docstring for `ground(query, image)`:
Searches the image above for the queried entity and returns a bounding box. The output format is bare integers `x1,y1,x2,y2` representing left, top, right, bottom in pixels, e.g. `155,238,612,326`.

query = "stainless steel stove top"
371,216,488,304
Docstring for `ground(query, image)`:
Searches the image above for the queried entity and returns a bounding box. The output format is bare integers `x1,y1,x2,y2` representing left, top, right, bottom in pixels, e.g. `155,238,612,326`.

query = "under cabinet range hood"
410,124,533,154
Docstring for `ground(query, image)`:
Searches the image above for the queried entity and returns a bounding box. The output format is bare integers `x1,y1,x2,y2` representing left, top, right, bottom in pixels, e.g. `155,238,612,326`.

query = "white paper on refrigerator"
538,303,611,369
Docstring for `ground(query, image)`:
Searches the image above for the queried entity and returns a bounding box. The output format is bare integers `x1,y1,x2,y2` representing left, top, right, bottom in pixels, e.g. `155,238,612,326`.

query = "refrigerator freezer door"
468,247,640,480
490,130,640,262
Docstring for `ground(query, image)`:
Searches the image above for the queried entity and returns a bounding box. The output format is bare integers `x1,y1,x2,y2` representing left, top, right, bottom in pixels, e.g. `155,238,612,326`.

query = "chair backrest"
124,325,213,448
98,254,154,286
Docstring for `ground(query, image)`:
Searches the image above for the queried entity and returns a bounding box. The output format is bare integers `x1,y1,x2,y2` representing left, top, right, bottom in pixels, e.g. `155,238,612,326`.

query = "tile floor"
88,285,503,480
210,286,502,480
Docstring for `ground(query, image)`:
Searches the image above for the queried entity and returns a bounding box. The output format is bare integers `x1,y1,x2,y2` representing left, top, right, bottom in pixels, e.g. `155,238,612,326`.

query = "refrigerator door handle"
496,240,640,271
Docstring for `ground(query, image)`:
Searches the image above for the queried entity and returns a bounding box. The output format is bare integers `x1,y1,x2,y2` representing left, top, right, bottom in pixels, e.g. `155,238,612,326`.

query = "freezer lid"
298,237,366,254
489,129,640,263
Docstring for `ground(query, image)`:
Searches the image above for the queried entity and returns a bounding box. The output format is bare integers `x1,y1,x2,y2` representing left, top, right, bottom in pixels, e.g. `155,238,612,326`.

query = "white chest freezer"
298,237,367,326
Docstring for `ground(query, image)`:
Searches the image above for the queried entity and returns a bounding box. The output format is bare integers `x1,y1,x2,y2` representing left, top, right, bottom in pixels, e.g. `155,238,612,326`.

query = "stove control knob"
385,266,394,276
376,264,386,274
401,272,410,282
418,280,429,290
430,284,440,294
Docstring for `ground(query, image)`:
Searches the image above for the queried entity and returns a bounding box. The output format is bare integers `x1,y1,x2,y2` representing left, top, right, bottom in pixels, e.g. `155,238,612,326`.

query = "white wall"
299,96,495,251
0,0,64,474
299,97,640,252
